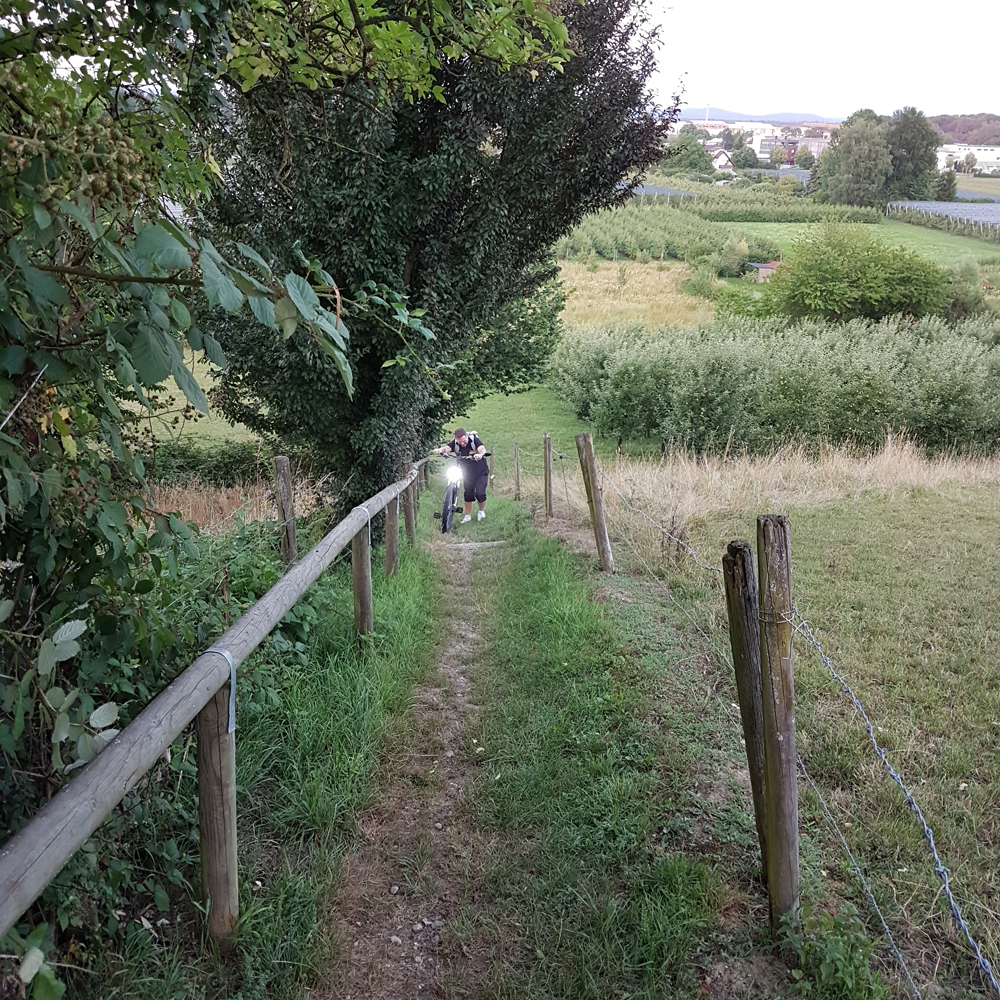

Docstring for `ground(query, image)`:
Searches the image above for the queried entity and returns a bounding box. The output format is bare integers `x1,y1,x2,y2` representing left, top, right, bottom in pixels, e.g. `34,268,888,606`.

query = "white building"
937,144,1000,172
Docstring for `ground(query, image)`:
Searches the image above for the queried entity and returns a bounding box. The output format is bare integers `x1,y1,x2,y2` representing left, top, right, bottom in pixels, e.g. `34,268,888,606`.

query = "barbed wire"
798,758,924,999
593,465,1000,997
792,611,1000,998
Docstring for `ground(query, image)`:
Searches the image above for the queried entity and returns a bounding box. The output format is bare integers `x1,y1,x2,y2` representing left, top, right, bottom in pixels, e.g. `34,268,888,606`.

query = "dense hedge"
549,316,1000,452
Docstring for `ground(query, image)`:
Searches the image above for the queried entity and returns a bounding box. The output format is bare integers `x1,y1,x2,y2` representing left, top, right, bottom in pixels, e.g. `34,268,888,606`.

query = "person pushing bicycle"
433,428,488,522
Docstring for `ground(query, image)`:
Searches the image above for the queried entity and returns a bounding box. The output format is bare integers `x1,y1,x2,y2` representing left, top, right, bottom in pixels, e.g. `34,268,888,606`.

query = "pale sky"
646,0,1000,121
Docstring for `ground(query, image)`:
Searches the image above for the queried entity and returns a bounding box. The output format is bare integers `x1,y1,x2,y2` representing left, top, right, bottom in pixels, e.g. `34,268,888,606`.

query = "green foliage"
548,314,1000,452
932,169,958,201
780,902,889,999
763,224,950,321
885,106,941,200
825,117,893,207
663,132,713,173
795,147,817,170
673,182,881,223
198,0,673,513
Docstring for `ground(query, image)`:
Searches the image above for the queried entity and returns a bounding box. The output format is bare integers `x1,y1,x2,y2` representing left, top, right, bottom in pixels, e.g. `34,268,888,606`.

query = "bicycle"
432,452,491,533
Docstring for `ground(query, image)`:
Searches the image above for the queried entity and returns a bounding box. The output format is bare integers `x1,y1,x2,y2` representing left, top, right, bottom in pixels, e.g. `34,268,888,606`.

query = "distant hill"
930,114,1000,145
679,107,842,124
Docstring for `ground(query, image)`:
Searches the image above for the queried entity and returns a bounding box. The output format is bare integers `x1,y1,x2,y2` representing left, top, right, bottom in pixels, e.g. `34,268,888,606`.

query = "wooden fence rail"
0,459,426,941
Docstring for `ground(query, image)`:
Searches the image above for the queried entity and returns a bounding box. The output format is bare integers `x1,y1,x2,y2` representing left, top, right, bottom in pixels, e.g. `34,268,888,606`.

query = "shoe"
477,510,486,521
461,514,472,523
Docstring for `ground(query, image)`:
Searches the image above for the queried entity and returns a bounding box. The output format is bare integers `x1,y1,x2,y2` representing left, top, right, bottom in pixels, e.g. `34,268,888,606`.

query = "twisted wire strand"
792,612,1000,998
798,759,923,999
591,467,998,995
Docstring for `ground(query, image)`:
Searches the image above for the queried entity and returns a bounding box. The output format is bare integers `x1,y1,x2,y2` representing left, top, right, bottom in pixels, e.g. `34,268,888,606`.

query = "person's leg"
462,481,475,521
475,474,488,519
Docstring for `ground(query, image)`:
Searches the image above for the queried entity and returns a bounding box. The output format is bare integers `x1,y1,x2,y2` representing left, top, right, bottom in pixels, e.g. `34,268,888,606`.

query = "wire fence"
562,454,1000,998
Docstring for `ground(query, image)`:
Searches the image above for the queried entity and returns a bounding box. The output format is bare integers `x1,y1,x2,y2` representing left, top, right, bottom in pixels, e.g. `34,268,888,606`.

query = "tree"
886,107,941,200
825,117,893,206
731,144,759,169
721,128,735,150
795,146,816,170
664,132,714,173
964,152,978,173
769,146,787,166
198,0,674,512
933,169,958,200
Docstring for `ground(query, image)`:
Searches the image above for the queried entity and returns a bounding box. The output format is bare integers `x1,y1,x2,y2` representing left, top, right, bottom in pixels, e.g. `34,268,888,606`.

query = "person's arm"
474,440,486,460
434,442,454,456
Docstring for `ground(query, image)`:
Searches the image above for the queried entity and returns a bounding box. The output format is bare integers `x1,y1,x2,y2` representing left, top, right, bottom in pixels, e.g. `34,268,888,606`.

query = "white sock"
477,509,486,520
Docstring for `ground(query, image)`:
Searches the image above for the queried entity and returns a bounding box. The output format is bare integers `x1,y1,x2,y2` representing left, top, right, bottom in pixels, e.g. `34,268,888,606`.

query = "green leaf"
131,328,175,385
274,295,298,339
31,963,66,1000
53,639,80,662
235,242,273,277
37,639,57,680
203,333,226,368
0,598,13,623
134,226,192,271
249,295,276,329
171,358,209,413
52,620,87,644
316,336,354,396
201,256,244,313
153,884,170,911
18,946,44,983
33,203,53,231
284,273,320,321
52,712,70,743
170,297,192,330
1,344,27,374
89,702,119,729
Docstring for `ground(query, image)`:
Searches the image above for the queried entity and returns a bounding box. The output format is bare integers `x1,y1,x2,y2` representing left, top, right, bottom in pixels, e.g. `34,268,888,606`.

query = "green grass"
450,526,722,998
70,535,438,1000
955,175,1000,198
732,219,999,266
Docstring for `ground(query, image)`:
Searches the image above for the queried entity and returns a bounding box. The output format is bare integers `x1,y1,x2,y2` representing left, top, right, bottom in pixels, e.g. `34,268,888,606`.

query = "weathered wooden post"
198,682,238,943
403,481,417,545
352,519,374,635
543,434,553,520
578,433,614,574
384,495,399,577
576,433,597,528
756,514,798,932
273,455,297,566
722,540,768,886
513,443,521,501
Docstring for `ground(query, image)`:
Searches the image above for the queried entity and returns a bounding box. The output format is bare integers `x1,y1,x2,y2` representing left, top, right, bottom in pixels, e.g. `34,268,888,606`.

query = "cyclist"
433,428,488,522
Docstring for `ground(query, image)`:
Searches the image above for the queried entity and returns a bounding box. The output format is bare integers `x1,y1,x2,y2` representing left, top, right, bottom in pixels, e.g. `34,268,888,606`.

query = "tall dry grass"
559,260,714,329
504,435,1000,566
150,477,325,532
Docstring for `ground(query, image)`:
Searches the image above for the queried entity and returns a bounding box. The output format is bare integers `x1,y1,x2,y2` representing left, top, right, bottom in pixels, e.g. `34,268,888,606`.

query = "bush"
549,315,1000,452
749,224,950,321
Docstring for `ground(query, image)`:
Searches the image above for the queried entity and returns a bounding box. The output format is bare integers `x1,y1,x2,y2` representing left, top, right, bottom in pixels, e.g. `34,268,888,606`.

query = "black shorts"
463,468,488,504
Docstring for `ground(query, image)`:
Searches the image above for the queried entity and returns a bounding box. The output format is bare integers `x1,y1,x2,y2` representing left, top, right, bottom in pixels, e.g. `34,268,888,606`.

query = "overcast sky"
645,0,1000,121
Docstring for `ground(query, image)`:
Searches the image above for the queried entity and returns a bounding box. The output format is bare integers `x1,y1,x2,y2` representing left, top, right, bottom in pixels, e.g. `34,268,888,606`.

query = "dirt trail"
315,538,500,1000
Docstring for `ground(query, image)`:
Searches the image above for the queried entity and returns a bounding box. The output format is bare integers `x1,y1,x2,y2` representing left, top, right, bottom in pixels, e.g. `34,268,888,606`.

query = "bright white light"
446,466,464,484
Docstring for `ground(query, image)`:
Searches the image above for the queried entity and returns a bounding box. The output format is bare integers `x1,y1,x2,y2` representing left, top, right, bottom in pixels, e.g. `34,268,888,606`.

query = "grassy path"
322,494,801,998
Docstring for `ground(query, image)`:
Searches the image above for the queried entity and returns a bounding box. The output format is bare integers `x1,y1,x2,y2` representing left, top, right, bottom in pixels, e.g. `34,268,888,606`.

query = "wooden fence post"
575,433,597,528
198,684,238,943
722,540,768,887
543,434,553,520
352,520,374,635
513,443,521,500
578,433,614,574
756,514,798,932
273,455,297,566
403,482,416,545
384,496,399,577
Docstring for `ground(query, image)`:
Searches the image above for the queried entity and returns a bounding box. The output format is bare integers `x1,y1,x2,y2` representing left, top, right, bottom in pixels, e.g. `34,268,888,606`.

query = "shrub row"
549,315,1000,453
554,203,782,276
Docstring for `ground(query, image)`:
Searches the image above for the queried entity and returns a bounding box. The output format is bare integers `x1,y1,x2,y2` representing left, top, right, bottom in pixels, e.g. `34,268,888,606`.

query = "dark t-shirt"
447,434,487,480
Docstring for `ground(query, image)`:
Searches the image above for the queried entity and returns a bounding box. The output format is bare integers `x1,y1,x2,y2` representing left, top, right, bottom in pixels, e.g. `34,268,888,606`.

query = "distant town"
677,112,1000,175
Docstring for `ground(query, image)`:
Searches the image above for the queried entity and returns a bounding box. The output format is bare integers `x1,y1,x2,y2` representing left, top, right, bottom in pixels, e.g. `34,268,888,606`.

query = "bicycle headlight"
446,465,464,484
